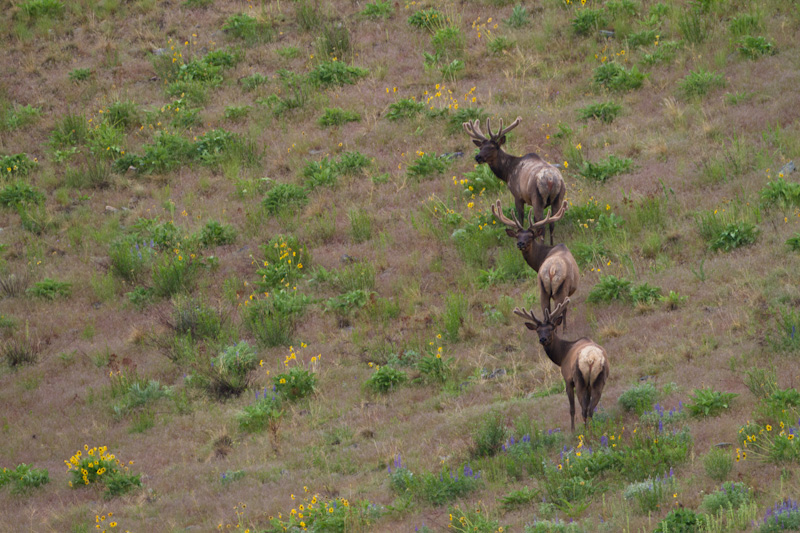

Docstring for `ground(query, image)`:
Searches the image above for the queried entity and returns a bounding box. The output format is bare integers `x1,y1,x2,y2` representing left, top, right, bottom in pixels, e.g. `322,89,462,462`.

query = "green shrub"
572,9,607,36
626,29,657,49
386,98,425,121
447,106,488,134
472,411,508,458
578,101,622,123
418,464,482,505
171,297,222,340
677,10,706,44
525,519,583,533
348,208,372,243
618,382,657,414
654,508,708,533
710,222,758,251
744,366,779,399
27,278,72,300
0,182,45,208
325,289,371,318
106,100,140,129
679,69,726,98
630,282,662,304
729,13,761,36
623,472,674,514
223,105,250,121
365,364,408,393
50,112,88,147
263,182,308,215
273,366,317,401
19,0,64,19
199,220,236,247
578,154,632,182
756,499,800,532
701,482,752,514
432,26,465,59
0,153,37,177
244,290,309,347
111,379,171,418
223,13,274,44
448,505,501,533
506,5,530,28
406,151,451,181
152,254,198,298
318,107,361,127
593,62,647,91
68,68,92,82
2,104,41,130
302,157,339,190
407,8,445,31
361,0,393,19
109,239,154,283
760,178,800,209
587,275,631,303
65,445,140,499
238,394,283,433
255,234,308,291
0,464,49,494
315,21,352,59
200,341,260,398
704,447,734,482
241,73,269,90
336,150,370,175
308,61,368,88
442,291,467,341
738,36,777,59
687,388,737,417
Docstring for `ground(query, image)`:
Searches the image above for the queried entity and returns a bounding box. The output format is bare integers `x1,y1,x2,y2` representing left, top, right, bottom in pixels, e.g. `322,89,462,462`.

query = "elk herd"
463,117,609,431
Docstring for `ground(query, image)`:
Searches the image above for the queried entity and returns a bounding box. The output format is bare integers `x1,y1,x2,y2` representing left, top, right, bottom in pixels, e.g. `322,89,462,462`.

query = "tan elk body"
514,299,609,430
492,200,579,330
463,116,566,245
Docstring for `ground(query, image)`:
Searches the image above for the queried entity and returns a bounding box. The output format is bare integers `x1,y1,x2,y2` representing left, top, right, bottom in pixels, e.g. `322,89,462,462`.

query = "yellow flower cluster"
471,16,498,40
424,82,478,111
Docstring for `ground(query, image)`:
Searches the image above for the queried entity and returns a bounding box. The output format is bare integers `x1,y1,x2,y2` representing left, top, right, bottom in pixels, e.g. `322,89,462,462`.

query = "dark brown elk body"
464,117,566,245
492,200,579,331
514,300,609,431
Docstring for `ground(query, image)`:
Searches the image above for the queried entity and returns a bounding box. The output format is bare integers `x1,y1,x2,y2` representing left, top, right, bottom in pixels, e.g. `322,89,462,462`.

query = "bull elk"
463,116,566,245
492,199,579,331
514,299,609,431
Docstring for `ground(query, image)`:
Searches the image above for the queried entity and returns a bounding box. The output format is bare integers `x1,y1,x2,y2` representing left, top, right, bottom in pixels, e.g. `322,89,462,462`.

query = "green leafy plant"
386,98,425,121
238,393,283,433
241,73,268,91
361,0,393,19
274,366,317,401
710,222,758,251
365,364,408,393
27,278,72,299
761,178,800,209
406,151,451,181
738,35,777,59
263,182,308,215
224,105,250,121
618,382,657,414
593,62,647,91
679,69,726,98
308,61,368,88
572,9,607,36
687,388,738,417
506,5,530,28
199,220,236,247
65,445,141,499
0,463,49,494
472,411,508,458
318,107,361,127
19,0,64,19
578,101,622,123
587,275,631,303
701,482,752,514
407,8,445,32
201,341,260,398
222,13,273,44
630,282,662,305
0,182,45,208
448,504,502,533
2,104,41,130
255,234,308,290
0,153,37,177
623,472,675,514
704,447,734,482
578,154,632,182
654,508,708,532
244,290,309,347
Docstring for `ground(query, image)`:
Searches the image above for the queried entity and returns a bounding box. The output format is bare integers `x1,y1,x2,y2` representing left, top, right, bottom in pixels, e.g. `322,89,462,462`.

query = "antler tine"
513,306,541,325
498,116,522,137
530,200,569,230
548,297,571,322
462,119,488,141
491,200,524,230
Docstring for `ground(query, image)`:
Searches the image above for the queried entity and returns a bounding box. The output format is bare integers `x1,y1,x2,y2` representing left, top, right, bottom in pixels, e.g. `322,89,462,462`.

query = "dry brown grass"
1,0,800,530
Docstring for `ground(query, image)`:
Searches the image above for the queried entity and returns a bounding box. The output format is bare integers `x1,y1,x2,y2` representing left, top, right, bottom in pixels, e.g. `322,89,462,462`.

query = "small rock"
599,30,615,38
341,254,357,264
149,76,159,82
481,368,507,380
442,152,464,160
309,149,324,155
105,205,118,212
715,442,732,448
638,375,654,382
779,161,796,176
153,48,167,56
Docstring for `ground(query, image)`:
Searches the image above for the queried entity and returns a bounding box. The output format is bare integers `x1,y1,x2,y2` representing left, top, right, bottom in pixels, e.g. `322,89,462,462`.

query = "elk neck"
487,150,520,184
541,336,579,368
522,241,554,272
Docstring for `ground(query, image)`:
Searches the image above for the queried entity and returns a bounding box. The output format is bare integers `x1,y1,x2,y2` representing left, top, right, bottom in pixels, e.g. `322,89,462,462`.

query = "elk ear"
472,139,482,147
497,135,507,146
524,322,537,331
505,228,517,238
553,315,564,327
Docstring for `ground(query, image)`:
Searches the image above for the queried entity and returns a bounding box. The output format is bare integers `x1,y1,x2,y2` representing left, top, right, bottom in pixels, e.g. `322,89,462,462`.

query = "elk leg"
515,198,526,226
587,373,607,420
566,380,576,431
549,221,555,246
582,388,591,424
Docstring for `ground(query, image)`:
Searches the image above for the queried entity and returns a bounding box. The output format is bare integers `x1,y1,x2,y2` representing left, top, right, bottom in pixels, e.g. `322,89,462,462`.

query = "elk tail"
577,346,605,387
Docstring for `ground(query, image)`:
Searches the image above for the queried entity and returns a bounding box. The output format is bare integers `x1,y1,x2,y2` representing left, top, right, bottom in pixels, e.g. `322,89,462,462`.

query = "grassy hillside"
1,0,800,531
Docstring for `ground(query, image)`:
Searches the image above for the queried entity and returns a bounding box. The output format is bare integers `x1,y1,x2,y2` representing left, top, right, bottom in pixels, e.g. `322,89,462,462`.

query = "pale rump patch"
536,168,562,204
577,345,605,385
539,257,567,292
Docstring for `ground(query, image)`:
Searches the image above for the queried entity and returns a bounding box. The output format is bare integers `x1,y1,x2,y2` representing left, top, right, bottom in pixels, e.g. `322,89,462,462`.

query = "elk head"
513,299,570,347
491,199,568,251
463,116,522,165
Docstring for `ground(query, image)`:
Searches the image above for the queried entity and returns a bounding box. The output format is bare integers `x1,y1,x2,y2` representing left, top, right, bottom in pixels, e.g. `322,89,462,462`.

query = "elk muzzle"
475,154,485,164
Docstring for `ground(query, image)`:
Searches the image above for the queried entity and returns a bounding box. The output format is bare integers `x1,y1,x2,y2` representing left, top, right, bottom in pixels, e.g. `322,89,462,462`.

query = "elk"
463,116,566,245
514,299,609,431
492,199,579,331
